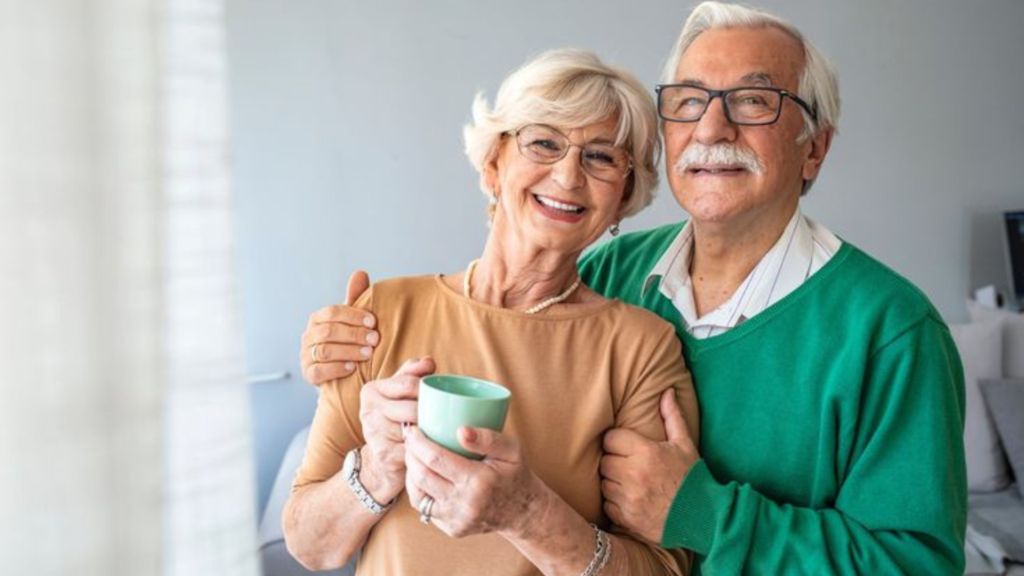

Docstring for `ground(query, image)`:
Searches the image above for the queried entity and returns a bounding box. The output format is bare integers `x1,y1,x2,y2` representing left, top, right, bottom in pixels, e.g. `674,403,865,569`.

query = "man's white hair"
662,2,840,193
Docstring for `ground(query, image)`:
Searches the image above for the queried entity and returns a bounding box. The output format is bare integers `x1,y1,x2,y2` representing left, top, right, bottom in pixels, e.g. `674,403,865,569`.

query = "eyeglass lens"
660,86,783,124
515,125,631,182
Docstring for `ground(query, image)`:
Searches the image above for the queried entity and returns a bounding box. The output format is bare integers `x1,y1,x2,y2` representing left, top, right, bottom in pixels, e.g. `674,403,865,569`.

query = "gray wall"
226,0,1024,515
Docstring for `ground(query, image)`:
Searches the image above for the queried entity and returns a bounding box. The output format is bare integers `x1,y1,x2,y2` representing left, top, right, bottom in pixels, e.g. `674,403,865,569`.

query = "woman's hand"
404,425,542,539
300,270,379,385
358,357,435,500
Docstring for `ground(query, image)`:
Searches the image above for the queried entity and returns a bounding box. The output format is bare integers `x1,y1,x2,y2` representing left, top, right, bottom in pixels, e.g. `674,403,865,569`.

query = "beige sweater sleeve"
611,319,699,575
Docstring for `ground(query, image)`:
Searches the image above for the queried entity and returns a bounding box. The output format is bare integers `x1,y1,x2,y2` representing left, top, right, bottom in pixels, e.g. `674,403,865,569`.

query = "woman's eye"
584,150,616,166
530,138,561,151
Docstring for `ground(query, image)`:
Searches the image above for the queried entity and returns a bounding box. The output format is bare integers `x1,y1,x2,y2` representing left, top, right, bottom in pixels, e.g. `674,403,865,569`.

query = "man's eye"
739,95,768,106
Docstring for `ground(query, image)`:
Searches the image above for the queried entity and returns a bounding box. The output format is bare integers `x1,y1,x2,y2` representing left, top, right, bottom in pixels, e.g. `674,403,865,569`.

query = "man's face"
664,27,826,228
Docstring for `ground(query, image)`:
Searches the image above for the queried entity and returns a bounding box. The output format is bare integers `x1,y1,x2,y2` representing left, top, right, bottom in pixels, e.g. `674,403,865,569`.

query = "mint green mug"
418,374,511,460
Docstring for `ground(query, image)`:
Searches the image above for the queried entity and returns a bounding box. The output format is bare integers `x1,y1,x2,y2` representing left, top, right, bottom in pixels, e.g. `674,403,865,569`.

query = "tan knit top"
294,275,698,576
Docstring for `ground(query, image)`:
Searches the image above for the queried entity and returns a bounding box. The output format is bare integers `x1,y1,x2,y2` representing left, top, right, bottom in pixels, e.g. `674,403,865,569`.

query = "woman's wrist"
498,475,605,576
498,471,553,540
358,445,404,504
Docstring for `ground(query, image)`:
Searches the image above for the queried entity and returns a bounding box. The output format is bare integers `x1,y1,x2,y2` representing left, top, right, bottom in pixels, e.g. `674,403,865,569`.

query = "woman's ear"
483,160,498,194
616,176,634,221
483,143,506,194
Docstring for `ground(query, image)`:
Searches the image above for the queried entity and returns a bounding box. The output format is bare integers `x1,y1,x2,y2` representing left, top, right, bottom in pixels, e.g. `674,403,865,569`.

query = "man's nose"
693,96,738,145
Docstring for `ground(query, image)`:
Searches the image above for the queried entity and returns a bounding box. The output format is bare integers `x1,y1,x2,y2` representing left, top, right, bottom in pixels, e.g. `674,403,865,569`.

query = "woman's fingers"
370,374,420,401
405,446,455,506
361,407,406,443
392,356,436,379
404,427,470,485
457,427,518,462
377,399,418,427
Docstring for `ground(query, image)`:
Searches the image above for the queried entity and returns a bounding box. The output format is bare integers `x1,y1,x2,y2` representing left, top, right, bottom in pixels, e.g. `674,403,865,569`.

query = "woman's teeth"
535,195,584,214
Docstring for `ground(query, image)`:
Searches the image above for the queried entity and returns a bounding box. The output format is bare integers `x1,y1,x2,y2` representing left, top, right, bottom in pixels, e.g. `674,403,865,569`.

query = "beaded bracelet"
577,523,610,576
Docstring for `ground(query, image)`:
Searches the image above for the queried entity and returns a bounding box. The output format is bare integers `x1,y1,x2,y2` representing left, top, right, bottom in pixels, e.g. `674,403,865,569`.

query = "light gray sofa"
956,302,1024,575
258,426,356,576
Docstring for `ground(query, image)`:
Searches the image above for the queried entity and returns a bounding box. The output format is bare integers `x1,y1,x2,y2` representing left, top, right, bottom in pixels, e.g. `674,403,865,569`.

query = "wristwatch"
342,447,394,515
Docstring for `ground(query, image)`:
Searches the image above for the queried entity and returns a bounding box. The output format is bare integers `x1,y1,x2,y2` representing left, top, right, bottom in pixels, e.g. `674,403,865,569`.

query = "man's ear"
802,127,833,183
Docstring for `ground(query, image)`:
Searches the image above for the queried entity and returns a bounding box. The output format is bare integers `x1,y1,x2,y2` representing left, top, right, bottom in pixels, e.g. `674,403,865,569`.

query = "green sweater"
579,222,967,576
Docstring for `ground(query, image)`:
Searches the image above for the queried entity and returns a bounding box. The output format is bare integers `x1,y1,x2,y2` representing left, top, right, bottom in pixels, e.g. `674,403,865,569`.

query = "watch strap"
344,448,394,516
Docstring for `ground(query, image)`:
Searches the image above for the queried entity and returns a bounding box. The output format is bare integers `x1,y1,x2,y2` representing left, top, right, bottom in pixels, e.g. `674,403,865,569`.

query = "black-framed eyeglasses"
655,83,818,125
511,124,633,183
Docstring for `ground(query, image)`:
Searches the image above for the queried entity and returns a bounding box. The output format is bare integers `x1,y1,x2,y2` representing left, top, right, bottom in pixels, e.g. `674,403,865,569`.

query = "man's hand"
600,388,700,545
300,270,379,385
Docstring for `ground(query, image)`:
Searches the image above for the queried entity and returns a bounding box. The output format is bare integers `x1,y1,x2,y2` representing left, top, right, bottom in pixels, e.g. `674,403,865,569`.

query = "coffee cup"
417,374,511,460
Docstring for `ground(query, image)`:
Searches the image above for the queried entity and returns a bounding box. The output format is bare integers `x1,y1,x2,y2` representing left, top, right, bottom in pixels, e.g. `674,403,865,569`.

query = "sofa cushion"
969,485,1024,564
950,320,1008,492
981,379,1024,499
968,299,1024,378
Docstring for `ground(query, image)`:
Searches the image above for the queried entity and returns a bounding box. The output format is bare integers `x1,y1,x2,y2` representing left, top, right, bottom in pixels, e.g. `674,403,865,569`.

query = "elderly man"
298,2,966,574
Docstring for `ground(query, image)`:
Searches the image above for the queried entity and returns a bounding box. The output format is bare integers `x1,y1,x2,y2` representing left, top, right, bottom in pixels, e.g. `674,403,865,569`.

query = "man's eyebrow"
676,74,775,87
740,72,775,86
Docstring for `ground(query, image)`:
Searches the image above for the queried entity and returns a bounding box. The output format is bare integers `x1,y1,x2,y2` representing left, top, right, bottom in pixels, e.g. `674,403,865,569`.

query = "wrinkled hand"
600,388,700,544
300,270,379,385
358,357,435,500
404,425,541,539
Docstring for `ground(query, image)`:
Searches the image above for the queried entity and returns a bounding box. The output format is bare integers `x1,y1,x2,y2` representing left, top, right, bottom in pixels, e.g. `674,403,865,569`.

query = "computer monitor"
1005,211,1024,303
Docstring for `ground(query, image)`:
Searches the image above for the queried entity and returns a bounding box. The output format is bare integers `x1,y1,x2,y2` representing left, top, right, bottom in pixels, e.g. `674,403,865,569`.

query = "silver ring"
418,495,435,524
310,343,320,363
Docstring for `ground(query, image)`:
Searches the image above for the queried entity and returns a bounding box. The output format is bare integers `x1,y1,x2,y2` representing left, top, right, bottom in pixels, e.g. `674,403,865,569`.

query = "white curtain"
0,0,258,575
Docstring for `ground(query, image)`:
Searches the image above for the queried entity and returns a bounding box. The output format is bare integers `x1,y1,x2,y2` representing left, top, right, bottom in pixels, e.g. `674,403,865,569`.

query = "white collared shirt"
643,210,843,339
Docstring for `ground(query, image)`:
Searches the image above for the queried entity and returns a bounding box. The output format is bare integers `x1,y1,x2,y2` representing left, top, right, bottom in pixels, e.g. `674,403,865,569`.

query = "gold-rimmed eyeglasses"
511,124,633,183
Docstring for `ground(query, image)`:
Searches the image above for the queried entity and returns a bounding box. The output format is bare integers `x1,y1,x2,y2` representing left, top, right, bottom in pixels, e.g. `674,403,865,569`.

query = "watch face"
342,449,357,480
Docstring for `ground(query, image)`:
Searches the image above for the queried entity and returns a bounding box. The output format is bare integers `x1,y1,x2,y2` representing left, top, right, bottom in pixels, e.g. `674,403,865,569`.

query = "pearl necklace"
463,259,582,315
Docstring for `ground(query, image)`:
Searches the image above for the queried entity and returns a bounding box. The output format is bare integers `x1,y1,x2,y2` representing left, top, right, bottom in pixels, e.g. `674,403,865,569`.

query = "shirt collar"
643,209,819,333
643,219,694,298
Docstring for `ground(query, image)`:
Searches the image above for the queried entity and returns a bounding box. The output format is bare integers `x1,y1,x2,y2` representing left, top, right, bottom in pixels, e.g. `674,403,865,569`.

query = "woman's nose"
550,147,586,190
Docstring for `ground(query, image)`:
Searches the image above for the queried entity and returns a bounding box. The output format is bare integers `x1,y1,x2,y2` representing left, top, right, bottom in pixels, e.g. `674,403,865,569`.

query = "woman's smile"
531,193,587,223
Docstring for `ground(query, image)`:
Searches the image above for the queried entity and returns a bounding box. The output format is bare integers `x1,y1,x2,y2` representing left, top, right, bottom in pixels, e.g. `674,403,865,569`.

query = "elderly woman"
283,48,698,576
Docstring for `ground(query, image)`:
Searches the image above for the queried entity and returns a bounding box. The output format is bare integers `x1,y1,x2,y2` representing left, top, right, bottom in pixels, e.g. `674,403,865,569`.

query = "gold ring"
418,495,435,524
311,343,321,363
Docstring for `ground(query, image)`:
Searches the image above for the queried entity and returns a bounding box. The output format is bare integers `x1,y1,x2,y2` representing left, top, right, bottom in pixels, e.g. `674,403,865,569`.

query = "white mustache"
674,143,764,175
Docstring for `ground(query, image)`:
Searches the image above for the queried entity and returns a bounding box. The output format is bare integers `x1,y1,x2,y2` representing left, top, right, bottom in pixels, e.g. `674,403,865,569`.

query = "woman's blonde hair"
464,48,660,219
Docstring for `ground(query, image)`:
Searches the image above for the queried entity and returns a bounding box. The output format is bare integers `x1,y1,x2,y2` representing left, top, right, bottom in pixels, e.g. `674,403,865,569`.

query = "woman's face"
486,116,629,256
